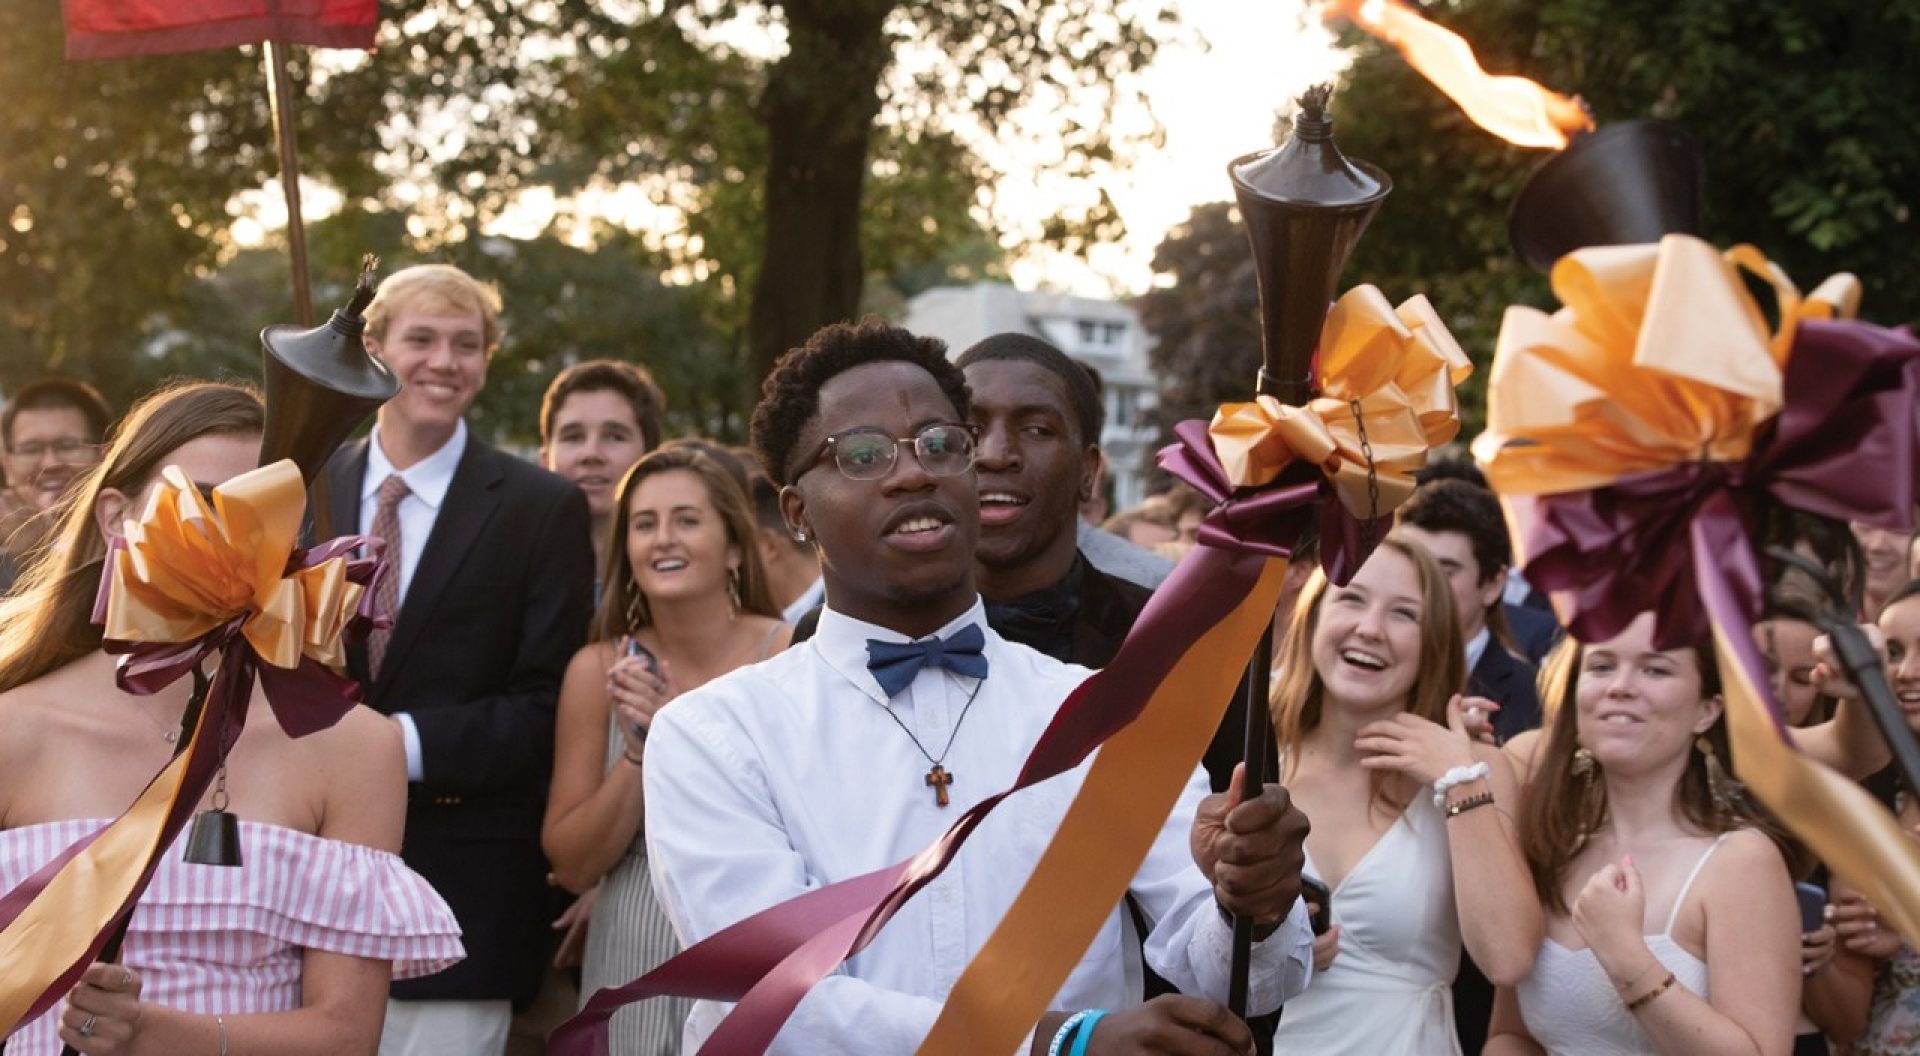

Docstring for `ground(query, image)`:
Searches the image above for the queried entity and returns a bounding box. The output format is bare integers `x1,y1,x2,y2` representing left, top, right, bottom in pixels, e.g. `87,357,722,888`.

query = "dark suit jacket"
1505,600,1562,665
1470,638,1543,743
321,435,594,1002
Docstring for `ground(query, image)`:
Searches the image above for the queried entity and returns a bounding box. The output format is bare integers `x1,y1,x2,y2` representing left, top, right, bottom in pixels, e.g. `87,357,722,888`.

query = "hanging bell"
183,808,243,867
183,767,243,867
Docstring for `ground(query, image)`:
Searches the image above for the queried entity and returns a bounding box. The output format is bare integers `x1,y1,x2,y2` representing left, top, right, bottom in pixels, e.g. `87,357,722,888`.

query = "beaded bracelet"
1445,791,1495,819
1625,971,1677,1012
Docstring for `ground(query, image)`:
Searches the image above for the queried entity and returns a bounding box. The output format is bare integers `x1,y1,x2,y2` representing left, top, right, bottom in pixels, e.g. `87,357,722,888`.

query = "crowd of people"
1,260,1918,1056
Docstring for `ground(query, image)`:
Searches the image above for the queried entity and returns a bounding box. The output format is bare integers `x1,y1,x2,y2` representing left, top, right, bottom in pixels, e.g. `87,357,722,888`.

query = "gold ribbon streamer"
1711,628,1920,942
1209,286,1471,519
1474,235,1857,497
0,720,207,1030
0,460,364,1031
919,558,1292,1055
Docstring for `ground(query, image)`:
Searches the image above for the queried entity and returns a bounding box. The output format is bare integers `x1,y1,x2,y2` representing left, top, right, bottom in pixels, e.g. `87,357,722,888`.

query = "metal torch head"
258,260,399,482
1229,86,1391,405
1508,119,1706,272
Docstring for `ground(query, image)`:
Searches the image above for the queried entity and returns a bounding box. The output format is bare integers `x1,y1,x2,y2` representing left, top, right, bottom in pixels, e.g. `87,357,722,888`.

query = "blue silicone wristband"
1047,1011,1092,1056
1068,1009,1108,1056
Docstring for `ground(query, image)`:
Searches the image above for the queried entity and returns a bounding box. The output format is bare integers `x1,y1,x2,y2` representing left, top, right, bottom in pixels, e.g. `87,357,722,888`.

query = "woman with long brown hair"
0,381,459,1055
1485,613,1801,1055
541,444,789,1053
1271,534,1539,1054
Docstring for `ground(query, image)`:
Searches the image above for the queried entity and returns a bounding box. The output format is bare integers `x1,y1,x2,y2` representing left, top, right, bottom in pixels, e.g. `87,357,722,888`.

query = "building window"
1078,320,1098,345
1104,322,1125,344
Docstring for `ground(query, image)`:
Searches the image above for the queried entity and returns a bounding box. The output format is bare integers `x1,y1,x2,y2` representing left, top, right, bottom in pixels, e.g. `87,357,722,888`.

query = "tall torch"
1223,84,1390,1016
53,262,397,1056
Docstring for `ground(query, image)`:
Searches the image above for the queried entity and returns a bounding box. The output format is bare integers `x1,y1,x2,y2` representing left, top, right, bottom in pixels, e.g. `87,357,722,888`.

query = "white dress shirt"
359,420,468,782
779,576,826,625
1466,625,1491,674
644,599,1313,1054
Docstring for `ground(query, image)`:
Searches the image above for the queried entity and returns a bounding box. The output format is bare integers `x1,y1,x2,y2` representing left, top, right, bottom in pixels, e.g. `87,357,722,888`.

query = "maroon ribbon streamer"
548,425,1311,1055
0,537,385,1030
1516,318,1920,648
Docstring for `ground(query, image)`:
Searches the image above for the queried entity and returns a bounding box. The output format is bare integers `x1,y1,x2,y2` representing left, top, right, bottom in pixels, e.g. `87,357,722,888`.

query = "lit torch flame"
1326,0,1595,149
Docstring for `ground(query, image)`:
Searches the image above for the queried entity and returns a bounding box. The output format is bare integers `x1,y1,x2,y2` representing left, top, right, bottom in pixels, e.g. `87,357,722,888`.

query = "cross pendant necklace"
873,677,984,808
924,764,954,807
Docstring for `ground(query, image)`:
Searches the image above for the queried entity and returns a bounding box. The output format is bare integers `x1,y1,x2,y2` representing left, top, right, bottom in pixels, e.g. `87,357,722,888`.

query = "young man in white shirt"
642,320,1315,1054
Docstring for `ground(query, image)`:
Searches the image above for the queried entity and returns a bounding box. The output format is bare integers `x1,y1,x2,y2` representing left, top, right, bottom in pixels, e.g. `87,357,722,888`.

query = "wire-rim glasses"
798,422,977,481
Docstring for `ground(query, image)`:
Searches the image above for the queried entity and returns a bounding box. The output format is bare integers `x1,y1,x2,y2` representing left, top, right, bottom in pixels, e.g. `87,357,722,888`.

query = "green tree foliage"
1142,0,1920,441
162,213,735,444
310,0,1174,379
0,4,271,406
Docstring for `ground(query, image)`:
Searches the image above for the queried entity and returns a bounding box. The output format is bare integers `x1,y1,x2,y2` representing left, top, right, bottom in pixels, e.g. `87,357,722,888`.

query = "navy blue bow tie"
865,624,990,698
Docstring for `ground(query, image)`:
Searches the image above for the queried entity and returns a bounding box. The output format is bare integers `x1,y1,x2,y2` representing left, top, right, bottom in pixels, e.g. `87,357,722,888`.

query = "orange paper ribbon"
1209,286,1471,520
0,460,369,1034
1474,234,1858,497
1469,234,1920,947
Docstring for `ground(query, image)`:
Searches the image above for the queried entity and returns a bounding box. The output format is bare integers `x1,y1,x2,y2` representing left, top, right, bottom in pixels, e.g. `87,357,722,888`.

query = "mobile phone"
1301,876,1333,936
623,639,661,740
625,637,661,677
1794,881,1827,933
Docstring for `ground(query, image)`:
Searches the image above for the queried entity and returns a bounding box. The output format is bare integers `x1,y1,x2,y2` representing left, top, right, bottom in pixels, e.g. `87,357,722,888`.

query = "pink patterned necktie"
367,473,411,679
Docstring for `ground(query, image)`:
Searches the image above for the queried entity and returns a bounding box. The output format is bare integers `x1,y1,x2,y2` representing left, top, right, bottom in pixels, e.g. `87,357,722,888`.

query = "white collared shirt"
1466,625,1492,674
779,576,826,624
359,420,468,783
644,600,1313,1054
358,419,468,607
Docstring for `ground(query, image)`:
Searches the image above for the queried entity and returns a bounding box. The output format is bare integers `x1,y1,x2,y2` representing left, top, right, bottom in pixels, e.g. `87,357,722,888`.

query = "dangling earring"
1697,735,1742,814
626,581,648,634
1571,746,1596,779
727,567,742,619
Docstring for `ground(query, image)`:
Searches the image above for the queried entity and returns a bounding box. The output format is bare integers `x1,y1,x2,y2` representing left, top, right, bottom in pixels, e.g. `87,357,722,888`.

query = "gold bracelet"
1445,791,1495,818
1624,971,1677,1012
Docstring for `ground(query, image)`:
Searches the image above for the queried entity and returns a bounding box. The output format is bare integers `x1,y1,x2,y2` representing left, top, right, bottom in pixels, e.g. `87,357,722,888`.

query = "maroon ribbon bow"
1518,318,1920,649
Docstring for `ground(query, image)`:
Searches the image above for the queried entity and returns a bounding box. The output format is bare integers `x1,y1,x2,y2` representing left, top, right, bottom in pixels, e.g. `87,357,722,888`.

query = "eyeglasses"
798,422,977,481
4,438,98,462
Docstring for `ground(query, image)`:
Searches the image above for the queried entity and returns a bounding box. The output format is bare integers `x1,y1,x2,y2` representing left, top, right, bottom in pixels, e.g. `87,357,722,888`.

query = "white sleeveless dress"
1515,834,1727,1055
1276,793,1464,1055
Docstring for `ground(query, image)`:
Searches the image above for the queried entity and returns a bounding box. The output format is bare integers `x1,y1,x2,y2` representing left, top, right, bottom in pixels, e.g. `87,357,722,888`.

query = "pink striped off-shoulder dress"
1,818,464,1055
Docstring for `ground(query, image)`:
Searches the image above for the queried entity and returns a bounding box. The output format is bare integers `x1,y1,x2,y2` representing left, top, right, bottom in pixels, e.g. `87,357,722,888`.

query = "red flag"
63,0,376,60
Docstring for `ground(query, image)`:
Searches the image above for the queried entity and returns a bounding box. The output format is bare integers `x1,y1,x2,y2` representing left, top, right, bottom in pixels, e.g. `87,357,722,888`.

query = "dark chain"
1350,398,1383,554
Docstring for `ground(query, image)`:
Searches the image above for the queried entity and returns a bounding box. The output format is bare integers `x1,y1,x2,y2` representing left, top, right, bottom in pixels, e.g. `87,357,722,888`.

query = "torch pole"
1227,624,1276,1017
263,38,314,327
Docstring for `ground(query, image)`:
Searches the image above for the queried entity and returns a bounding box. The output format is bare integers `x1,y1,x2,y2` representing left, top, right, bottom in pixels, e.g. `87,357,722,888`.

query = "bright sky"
231,1,1351,300
1008,0,1350,296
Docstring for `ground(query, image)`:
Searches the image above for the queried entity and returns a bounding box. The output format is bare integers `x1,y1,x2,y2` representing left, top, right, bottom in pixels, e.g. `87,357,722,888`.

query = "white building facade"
902,283,1159,513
